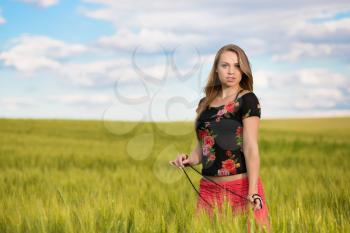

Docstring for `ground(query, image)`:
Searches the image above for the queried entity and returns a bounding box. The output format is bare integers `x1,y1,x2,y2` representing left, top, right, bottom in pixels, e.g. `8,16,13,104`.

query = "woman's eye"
222,64,227,67
235,64,240,68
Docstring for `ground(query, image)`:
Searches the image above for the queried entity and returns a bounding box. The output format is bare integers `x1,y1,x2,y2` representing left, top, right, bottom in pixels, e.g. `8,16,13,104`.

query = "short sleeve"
240,92,261,119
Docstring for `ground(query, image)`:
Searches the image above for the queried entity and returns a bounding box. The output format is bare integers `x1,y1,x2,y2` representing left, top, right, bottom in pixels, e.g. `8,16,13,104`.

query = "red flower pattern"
222,159,237,174
197,124,217,168
203,136,215,148
224,102,235,113
209,154,216,161
215,101,239,123
199,129,208,139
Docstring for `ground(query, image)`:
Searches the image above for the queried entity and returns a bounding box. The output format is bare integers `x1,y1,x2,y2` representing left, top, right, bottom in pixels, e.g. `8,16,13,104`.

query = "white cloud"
297,68,347,87
271,42,333,62
272,43,350,61
58,59,131,87
18,0,59,7
288,16,350,39
271,17,350,61
294,88,343,109
265,67,349,91
0,97,37,110
79,0,350,60
0,35,87,73
0,34,208,88
254,70,271,88
0,93,114,110
0,94,118,120
0,8,6,24
256,68,350,113
97,28,208,52
2,0,350,120
47,93,114,105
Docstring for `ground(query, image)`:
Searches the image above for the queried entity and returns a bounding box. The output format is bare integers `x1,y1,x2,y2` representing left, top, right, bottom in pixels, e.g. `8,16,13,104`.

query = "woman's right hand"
169,153,191,168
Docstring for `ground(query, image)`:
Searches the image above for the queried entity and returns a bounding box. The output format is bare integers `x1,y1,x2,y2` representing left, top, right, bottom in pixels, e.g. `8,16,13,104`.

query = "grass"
0,117,349,233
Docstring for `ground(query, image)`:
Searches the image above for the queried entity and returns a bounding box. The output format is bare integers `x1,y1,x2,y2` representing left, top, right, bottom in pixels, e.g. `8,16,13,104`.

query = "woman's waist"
203,172,248,183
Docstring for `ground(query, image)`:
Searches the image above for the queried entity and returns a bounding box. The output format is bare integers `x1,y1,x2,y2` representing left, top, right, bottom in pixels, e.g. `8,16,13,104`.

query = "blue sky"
0,0,350,121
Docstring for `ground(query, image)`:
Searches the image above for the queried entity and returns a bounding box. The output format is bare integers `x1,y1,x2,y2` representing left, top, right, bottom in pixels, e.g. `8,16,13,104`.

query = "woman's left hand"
247,193,263,210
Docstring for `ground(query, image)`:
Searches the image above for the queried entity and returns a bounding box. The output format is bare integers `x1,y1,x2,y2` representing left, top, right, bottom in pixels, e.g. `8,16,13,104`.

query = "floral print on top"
195,91,261,177
215,100,240,122
198,122,217,168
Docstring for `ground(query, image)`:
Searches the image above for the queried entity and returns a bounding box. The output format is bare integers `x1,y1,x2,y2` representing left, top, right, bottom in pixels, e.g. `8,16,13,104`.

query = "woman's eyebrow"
220,61,239,65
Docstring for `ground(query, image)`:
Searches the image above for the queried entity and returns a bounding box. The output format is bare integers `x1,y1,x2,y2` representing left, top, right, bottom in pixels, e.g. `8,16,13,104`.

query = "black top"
195,90,261,176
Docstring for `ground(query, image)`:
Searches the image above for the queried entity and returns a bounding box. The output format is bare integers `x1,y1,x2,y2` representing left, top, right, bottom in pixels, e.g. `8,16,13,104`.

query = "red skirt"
195,176,271,232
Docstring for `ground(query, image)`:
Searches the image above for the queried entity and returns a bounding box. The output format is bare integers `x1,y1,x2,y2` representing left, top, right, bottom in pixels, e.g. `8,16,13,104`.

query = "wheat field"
0,117,349,233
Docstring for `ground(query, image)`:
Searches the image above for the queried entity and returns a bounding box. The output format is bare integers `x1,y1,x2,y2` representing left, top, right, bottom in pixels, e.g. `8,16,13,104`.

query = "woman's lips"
227,77,235,81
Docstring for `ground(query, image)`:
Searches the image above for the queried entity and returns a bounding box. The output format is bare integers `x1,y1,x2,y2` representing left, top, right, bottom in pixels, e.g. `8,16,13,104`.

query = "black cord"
186,164,250,200
181,167,213,207
181,164,253,209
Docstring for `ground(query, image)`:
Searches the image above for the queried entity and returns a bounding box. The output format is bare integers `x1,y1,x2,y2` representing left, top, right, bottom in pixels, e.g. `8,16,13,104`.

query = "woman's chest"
196,112,243,150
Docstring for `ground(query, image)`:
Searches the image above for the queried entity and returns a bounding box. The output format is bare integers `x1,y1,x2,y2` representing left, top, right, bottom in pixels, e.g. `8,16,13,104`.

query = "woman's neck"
219,86,242,99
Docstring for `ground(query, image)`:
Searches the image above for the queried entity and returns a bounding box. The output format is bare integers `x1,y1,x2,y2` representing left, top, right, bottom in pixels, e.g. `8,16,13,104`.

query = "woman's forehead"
219,51,238,63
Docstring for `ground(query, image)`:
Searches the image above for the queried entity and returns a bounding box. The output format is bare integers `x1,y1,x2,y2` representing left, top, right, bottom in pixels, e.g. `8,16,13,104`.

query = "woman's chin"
222,82,238,87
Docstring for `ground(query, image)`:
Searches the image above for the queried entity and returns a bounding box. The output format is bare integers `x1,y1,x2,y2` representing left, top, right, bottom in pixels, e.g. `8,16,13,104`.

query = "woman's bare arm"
169,140,202,167
187,140,202,166
242,116,260,195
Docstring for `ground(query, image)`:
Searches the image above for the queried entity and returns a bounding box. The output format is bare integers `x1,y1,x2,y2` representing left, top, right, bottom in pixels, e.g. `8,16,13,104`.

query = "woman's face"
216,51,243,88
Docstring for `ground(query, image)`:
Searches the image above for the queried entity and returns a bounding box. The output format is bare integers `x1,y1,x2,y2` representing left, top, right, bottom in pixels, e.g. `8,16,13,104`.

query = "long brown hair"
195,44,254,124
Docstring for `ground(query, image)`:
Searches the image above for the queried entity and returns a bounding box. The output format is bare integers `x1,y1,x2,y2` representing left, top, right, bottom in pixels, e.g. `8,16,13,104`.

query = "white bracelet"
251,194,263,209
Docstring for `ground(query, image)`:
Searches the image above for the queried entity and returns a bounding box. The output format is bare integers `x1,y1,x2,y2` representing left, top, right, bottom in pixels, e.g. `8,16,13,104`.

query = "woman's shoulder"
238,90,255,98
238,90,260,101
239,90,261,118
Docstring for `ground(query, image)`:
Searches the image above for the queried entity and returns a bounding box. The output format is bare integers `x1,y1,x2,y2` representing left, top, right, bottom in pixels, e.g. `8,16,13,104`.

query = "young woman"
169,44,271,232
